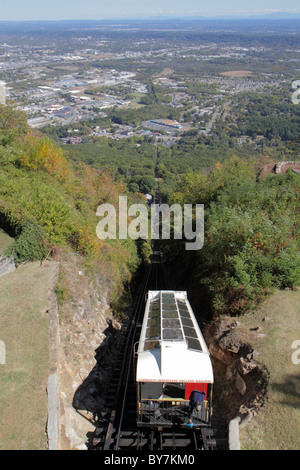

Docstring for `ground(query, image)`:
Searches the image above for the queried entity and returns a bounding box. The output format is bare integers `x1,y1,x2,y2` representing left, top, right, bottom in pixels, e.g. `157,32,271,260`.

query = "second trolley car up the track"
135,290,214,429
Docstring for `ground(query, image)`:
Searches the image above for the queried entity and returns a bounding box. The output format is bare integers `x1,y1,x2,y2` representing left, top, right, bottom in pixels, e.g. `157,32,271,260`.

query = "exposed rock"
238,356,258,376
225,363,236,380
204,316,269,433
238,409,254,428
235,372,246,396
209,340,235,365
0,256,15,277
273,161,300,174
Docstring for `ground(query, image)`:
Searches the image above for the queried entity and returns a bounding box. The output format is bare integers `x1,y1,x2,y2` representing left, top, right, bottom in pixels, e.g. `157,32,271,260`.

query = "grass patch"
0,261,56,450
236,288,300,450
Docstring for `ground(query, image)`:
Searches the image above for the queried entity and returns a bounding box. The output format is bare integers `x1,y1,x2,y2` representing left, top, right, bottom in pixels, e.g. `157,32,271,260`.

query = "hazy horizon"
1,0,300,22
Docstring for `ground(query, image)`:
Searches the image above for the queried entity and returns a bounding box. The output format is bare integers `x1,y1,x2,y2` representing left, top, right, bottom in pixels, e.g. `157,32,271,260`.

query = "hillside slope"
238,287,300,450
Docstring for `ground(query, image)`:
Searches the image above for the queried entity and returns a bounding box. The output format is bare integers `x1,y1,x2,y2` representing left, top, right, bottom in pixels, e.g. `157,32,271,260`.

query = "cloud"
232,8,295,16
151,10,178,15
253,9,282,13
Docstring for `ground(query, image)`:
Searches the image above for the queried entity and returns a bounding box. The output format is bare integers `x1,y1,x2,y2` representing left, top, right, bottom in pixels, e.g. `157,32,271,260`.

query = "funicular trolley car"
135,291,214,429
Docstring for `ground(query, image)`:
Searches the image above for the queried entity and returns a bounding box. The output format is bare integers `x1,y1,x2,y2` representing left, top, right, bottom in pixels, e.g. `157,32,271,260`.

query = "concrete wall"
228,418,241,450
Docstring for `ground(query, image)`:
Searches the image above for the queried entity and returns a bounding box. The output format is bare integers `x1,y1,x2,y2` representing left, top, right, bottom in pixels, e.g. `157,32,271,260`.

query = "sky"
1,0,300,21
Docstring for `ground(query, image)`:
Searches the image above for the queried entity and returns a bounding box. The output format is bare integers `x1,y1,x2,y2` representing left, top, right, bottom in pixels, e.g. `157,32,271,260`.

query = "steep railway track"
90,256,218,451
147,76,158,105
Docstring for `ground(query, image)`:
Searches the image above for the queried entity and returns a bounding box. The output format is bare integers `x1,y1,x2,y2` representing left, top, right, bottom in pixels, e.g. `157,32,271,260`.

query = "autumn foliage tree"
18,135,72,181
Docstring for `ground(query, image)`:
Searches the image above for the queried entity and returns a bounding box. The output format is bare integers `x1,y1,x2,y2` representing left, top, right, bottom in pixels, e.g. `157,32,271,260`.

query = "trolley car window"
163,383,185,399
141,382,162,400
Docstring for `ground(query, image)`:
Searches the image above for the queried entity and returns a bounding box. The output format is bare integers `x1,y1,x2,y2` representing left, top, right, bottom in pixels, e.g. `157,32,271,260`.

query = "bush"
4,220,48,265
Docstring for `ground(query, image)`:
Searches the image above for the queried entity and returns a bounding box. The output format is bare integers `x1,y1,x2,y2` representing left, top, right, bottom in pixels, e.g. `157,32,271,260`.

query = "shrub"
4,220,48,265
166,158,299,316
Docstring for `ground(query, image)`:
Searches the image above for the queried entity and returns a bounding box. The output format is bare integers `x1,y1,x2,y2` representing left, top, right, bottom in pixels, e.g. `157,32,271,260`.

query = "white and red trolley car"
135,291,214,429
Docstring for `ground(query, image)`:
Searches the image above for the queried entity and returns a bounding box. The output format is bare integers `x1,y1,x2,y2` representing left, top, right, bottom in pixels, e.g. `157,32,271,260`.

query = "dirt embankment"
204,318,269,434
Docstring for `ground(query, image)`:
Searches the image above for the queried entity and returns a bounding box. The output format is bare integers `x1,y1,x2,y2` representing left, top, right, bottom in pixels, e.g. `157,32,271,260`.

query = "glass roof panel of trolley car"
162,318,181,329
162,302,177,309
143,291,204,351
183,326,198,338
176,298,203,351
149,301,160,311
161,292,176,302
178,310,190,319
163,328,184,340
147,317,160,327
177,306,190,318
181,317,194,327
161,293,181,341
162,310,179,318
146,325,160,338
186,337,202,351
144,340,160,351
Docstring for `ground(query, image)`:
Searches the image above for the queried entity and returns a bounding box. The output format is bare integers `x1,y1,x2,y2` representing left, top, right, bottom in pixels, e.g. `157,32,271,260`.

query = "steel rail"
103,264,153,450
114,265,154,449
